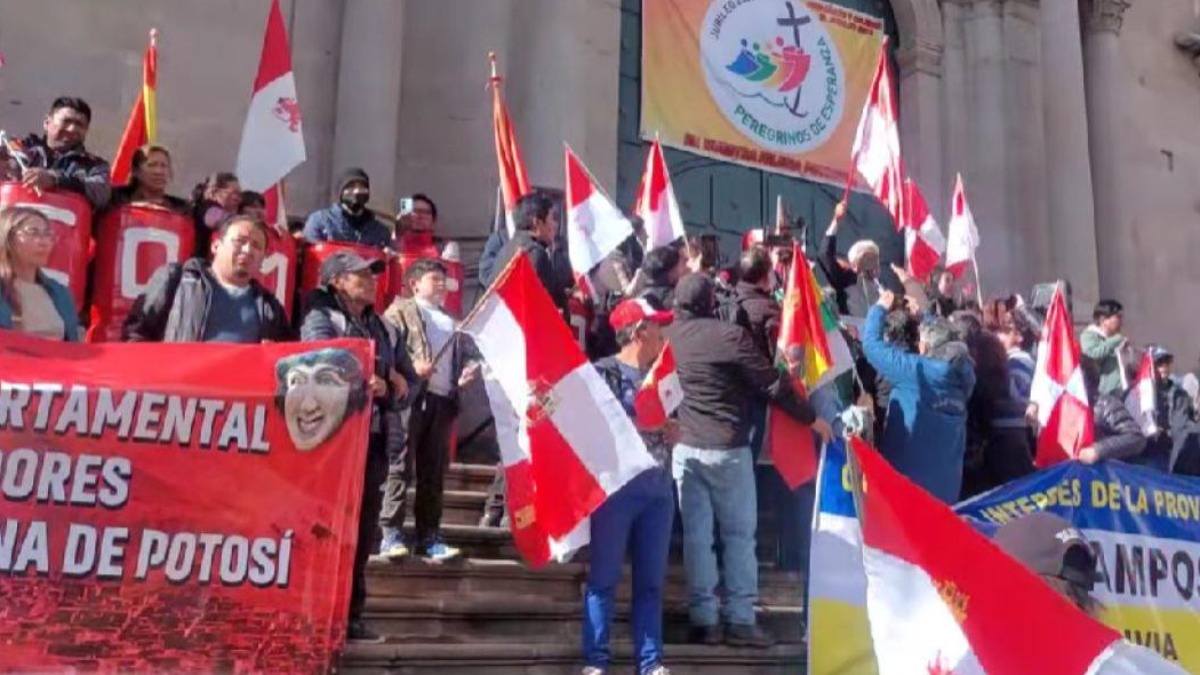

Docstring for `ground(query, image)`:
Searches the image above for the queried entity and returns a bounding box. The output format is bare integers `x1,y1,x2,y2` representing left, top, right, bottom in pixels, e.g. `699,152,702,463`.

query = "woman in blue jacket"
0,206,81,341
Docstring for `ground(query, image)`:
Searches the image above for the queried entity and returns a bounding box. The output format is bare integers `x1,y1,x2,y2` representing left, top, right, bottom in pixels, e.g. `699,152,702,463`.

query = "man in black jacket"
665,273,831,648
733,247,781,360
818,202,901,317
300,252,413,644
483,191,568,314
123,215,292,343
1,97,112,210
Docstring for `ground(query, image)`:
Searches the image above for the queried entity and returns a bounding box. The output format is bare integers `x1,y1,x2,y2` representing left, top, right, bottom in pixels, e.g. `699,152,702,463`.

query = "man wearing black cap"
300,251,414,643
665,272,832,648
302,167,394,249
124,214,292,343
1141,346,1198,472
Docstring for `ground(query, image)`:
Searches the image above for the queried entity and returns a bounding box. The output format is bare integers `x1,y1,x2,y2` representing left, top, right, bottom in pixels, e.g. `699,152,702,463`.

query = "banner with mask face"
0,332,374,672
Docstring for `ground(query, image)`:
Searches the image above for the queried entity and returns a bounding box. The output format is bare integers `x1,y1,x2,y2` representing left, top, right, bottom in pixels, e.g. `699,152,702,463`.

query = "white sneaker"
643,666,671,675
581,667,605,675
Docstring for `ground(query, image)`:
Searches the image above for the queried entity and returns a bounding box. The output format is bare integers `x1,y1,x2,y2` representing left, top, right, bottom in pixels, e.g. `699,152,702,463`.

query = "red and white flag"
490,54,531,235
462,253,657,566
236,0,305,226
1030,284,1094,467
945,173,981,278
565,145,634,280
850,39,904,225
634,139,686,251
901,178,944,280
850,39,943,278
634,342,683,430
1124,351,1158,436
850,436,1185,675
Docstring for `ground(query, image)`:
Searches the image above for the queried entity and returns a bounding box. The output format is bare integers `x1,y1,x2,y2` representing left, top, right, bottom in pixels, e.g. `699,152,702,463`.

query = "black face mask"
341,190,370,214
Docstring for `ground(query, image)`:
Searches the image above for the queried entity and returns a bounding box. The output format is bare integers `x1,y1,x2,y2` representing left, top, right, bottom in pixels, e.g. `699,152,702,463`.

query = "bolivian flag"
111,30,158,186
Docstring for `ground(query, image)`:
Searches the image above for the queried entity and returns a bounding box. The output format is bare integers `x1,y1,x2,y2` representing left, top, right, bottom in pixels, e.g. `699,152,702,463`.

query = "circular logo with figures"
700,0,845,154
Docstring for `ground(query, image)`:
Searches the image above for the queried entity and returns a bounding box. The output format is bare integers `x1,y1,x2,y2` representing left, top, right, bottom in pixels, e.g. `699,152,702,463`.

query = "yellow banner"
642,0,885,185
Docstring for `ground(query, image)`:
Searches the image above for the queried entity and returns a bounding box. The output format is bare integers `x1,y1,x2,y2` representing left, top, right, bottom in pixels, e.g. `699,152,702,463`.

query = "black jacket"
6,134,112,209
818,232,902,315
639,284,675,312
665,309,816,449
1093,394,1147,462
122,258,292,343
486,230,568,314
300,288,416,417
733,281,781,361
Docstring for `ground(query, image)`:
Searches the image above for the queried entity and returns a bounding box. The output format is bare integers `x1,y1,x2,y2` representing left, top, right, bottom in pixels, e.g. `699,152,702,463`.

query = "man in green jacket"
1080,299,1127,397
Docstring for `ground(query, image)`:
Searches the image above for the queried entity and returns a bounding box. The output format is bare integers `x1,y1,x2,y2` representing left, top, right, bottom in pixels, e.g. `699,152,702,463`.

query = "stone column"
962,0,1014,293
1040,0,1100,312
896,40,946,222
940,0,971,211
1002,0,1050,291
1082,0,1132,301
331,0,406,210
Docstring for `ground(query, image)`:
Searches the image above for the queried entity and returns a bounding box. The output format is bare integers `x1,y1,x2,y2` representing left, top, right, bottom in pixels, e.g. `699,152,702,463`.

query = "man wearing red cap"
582,298,677,675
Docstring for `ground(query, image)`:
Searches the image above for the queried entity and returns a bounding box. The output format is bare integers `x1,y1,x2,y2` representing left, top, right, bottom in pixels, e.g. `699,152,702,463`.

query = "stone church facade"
1,0,1197,349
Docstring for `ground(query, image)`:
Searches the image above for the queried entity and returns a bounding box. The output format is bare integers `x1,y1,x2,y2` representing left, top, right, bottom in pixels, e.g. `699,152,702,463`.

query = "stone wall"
0,0,621,242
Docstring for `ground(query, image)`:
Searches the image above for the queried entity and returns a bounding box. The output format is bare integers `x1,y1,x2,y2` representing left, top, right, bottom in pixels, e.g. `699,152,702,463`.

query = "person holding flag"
665,272,830,648
1,97,110,209
584,298,677,675
861,287,975,503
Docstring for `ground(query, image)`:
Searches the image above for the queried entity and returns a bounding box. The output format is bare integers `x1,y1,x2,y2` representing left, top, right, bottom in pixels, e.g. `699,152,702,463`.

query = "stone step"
400,489,486,528
361,596,804,645
341,641,805,675
443,463,496,493
366,558,805,609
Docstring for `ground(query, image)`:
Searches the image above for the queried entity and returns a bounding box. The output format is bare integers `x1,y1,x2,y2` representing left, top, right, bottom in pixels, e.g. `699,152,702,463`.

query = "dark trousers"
484,465,506,523
350,432,389,621
378,391,456,543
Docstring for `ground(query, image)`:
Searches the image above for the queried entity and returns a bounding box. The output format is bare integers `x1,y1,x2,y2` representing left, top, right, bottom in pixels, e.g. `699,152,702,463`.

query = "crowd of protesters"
4,95,1200,675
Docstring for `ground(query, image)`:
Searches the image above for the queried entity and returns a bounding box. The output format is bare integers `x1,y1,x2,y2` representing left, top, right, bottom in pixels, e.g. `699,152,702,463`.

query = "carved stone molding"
1082,0,1132,35
896,39,944,77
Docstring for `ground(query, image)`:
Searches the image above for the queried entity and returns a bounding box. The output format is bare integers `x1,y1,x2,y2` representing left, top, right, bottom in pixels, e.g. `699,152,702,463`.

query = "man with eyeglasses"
1,96,112,210
123,215,292,343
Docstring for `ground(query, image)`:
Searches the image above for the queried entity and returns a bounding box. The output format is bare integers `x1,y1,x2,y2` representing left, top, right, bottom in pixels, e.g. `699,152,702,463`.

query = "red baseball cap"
609,298,673,332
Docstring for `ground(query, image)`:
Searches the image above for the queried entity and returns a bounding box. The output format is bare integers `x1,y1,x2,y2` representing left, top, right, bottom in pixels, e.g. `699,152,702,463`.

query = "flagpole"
969,242,984,308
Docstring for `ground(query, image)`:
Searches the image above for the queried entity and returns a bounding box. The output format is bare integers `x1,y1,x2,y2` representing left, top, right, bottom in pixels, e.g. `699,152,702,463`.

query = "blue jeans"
582,467,674,673
671,444,758,627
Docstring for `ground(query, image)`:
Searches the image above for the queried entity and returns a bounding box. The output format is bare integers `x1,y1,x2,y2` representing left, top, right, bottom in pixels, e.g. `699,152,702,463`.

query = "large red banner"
0,332,374,672
88,204,195,343
0,183,93,308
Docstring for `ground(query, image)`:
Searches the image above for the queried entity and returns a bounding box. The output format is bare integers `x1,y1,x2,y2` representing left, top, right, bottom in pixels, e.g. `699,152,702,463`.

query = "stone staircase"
339,463,808,674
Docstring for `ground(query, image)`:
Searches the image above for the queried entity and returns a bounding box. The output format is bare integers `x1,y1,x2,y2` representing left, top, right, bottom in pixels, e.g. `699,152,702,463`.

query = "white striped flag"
490,53,531,236
564,145,634,283
1124,351,1158,436
1030,284,1094,467
849,38,943,279
236,0,305,227
634,342,682,430
945,173,981,278
850,435,1186,674
634,139,686,251
462,253,657,566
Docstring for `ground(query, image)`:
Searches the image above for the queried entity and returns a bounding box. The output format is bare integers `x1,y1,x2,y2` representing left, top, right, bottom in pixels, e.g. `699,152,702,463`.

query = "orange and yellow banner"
642,0,884,185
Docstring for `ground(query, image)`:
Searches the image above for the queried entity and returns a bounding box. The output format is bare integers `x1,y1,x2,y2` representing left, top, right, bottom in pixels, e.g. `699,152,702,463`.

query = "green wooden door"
617,0,903,274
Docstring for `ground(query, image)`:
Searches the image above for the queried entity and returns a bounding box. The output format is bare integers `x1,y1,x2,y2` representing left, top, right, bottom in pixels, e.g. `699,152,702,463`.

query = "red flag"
1030,285,1094,467
565,145,634,278
462,254,657,566
634,342,683,430
111,30,158,186
945,173,981,278
236,0,305,225
849,40,943,278
633,139,687,251
1124,351,1157,436
490,53,531,234
850,436,1180,674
